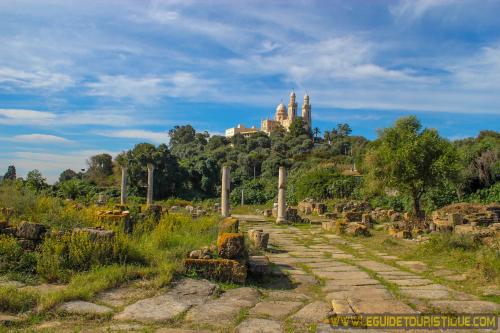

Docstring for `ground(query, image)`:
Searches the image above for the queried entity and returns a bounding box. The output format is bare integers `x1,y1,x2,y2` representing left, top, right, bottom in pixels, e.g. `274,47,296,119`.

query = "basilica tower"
302,93,312,131
287,90,297,122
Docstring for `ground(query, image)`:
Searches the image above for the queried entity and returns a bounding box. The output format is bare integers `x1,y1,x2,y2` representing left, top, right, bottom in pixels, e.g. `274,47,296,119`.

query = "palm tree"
313,127,321,143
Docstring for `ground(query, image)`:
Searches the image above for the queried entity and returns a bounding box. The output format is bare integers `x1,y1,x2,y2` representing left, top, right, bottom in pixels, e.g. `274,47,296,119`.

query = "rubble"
298,198,326,215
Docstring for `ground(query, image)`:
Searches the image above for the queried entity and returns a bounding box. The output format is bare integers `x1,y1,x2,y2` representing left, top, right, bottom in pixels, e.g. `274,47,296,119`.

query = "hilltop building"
225,90,312,137
261,91,312,135
225,124,259,138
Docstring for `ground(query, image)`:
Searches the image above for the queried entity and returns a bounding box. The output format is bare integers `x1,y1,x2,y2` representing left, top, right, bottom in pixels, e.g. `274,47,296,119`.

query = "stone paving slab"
387,278,433,286
429,300,500,313
396,260,428,273
349,299,417,314
58,301,113,316
290,301,331,323
235,318,282,333
249,300,303,319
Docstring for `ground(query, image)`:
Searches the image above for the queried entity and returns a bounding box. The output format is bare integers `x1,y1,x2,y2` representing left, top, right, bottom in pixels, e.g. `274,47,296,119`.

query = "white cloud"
0,109,57,125
0,67,73,91
97,129,169,144
86,72,216,101
390,0,458,20
0,109,138,127
12,134,72,144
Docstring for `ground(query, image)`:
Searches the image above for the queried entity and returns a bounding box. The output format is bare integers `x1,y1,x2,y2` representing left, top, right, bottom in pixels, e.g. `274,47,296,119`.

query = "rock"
343,211,362,222
184,258,247,284
185,288,260,327
58,301,113,316
114,278,217,322
16,222,47,240
430,300,500,313
0,313,20,324
394,230,412,239
361,213,372,228
263,209,273,217
248,230,269,250
73,227,115,241
322,221,336,232
249,300,302,319
217,233,245,259
219,217,239,234
345,222,370,236
290,301,331,323
248,256,271,276
235,318,282,333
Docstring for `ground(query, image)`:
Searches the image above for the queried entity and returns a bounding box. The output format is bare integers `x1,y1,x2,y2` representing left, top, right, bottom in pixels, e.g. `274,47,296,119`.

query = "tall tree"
364,116,460,217
26,169,48,192
86,153,113,185
59,169,78,183
3,165,16,181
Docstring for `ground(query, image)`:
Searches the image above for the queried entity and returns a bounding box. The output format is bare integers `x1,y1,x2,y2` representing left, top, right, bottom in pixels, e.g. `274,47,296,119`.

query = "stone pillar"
147,163,154,207
276,166,287,224
120,166,127,205
221,166,230,217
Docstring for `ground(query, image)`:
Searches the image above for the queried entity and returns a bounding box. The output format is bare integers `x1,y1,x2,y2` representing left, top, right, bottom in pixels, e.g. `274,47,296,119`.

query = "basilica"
225,90,312,137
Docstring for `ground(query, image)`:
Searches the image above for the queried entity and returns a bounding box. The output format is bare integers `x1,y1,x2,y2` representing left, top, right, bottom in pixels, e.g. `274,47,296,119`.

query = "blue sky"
1,0,499,182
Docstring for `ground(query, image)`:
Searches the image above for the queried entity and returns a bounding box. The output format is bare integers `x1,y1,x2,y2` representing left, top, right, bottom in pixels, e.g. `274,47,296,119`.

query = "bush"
464,182,500,204
37,232,144,282
0,235,37,277
0,286,39,313
230,179,276,205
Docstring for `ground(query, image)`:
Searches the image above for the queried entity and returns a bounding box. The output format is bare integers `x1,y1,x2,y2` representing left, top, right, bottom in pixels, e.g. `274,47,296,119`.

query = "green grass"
0,285,39,313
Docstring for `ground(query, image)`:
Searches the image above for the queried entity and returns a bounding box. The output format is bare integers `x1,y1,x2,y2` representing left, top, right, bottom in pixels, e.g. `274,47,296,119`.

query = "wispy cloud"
86,72,216,102
0,67,74,91
11,134,72,144
97,129,169,144
390,0,458,20
0,109,139,127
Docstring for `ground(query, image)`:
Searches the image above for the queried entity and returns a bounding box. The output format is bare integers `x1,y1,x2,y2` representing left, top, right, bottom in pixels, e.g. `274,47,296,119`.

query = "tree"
59,169,78,183
86,154,113,185
313,127,321,143
364,116,460,217
123,143,184,199
169,125,196,146
3,165,16,181
26,169,48,192
337,123,352,138
288,118,309,138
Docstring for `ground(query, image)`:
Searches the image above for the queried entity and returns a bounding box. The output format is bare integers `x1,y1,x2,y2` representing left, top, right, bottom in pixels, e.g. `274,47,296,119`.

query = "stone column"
221,166,230,217
276,166,287,224
120,166,127,205
147,163,154,207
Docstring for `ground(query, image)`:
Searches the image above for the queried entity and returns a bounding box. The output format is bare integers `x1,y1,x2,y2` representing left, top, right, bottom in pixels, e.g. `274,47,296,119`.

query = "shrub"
37,232,144,282
0,235,37,277
0,286,39,313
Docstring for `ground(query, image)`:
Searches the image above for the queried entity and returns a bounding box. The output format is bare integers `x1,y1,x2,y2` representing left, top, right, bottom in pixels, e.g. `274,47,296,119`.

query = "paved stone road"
7,217,499,332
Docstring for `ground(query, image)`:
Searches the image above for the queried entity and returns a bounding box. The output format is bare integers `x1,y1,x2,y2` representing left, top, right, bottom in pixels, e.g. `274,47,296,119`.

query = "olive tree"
364,116,460,217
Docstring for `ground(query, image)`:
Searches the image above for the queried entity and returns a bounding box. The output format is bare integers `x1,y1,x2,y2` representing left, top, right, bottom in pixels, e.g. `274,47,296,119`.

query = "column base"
276,217,287,224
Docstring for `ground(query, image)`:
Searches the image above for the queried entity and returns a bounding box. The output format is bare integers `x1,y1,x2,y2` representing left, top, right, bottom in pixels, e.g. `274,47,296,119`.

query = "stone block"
448,213,463,225
184,258,247,284
16,221,47,240
345,222,370,236
394,230,412,239
322,221,335,232
248,229,269,250
217,233,245,259
248,256,270,276
343,211,362,222
219,217,239,234
73,228,115,241
263,209,272,217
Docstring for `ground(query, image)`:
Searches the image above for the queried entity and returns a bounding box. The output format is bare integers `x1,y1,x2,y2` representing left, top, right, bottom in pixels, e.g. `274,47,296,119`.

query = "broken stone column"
276,166,287,224
146,163,154,207
221,166,230,217
120,166,127,205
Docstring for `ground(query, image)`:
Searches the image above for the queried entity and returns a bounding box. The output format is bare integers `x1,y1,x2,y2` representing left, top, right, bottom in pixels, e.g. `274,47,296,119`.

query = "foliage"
86,153,113,186
0,235,37,277
3,165,16,181
117,143,184,200
0,286,39,313
292,167,360,202
37,232,144,282
464,182,500,204
363,116,460,215
57,178,95,200
25,169,48,193
58,169,79,182
230,178,276,205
